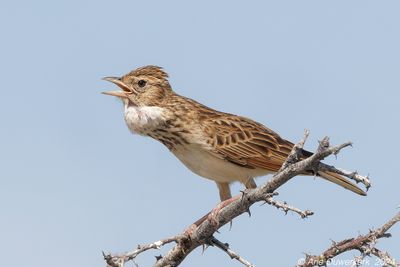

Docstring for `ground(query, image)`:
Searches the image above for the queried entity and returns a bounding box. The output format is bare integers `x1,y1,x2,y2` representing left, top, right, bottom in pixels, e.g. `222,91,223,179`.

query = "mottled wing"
204,115,295,171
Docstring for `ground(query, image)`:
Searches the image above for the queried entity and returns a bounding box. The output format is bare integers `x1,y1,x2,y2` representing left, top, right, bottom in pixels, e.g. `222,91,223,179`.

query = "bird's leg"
243,177,257,190
216,182,232,201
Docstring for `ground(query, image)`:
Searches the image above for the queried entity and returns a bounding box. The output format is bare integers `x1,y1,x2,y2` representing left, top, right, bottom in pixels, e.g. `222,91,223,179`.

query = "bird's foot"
207,195,240,227
183,212,211,238
183,223,198,238
183,195,239,237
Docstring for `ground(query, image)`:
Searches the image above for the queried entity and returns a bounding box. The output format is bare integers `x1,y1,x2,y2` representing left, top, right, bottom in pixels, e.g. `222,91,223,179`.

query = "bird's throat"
124,105,166,136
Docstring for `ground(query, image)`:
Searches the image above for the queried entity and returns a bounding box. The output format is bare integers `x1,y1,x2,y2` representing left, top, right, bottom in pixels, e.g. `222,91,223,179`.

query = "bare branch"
318,163,371,190
208,237,255,267
263,194,314,218
296,212,400,267
104,236,180,267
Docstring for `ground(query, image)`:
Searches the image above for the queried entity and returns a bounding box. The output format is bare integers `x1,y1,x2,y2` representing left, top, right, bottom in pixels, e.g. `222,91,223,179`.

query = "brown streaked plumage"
102,65,366,201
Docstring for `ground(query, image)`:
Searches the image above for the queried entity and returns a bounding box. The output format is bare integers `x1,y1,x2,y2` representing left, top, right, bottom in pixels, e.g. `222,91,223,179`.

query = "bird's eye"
138,80,147,87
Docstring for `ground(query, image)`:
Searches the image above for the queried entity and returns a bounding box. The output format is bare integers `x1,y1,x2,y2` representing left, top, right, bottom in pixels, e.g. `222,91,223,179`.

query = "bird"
102,65,366,202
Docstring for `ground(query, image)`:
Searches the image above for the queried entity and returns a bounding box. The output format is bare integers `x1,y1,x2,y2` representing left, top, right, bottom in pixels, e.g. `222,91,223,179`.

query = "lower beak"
102,76,132,98
101,90,128,98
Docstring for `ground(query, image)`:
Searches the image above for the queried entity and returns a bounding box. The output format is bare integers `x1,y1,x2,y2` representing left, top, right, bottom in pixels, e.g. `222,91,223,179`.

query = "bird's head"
102,65,172,107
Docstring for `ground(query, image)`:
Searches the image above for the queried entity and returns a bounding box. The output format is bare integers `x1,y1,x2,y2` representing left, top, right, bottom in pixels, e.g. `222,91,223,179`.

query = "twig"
209,237,255,267
103,236,180,267
263,196,314,218
318,163,371,190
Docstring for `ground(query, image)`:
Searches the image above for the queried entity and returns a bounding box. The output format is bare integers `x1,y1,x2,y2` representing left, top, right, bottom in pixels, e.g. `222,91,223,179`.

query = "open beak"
102,77,132,98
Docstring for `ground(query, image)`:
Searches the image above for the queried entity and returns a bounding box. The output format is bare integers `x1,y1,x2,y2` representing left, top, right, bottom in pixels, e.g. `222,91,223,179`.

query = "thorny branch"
263,193,314,218
103,131,375,267
318,163,371,190
297,212,400,267
104,237,179,267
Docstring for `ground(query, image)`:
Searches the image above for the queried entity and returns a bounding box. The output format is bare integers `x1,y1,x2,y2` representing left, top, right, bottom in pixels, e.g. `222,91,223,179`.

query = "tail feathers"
317,171,366,196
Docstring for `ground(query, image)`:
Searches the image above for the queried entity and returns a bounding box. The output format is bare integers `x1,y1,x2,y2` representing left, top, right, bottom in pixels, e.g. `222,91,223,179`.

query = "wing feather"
204,115,295,171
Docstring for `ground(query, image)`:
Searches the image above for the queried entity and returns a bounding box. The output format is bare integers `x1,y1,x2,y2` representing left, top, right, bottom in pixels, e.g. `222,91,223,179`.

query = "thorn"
239,190,247,201
382,233,392,238
312,166,319,176
102,251,107,258
155,255,163,261
229,220,233,230
246,207,251,217
201,244,209,254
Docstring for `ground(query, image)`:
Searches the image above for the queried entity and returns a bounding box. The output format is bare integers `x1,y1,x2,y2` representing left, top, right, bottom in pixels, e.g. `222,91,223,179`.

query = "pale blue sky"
1,1,399,266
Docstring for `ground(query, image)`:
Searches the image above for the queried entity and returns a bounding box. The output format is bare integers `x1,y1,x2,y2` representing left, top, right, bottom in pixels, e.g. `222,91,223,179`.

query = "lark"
102,65,366,202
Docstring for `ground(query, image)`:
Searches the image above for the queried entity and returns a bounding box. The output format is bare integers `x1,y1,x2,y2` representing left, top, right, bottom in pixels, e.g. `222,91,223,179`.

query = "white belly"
172,144,271,184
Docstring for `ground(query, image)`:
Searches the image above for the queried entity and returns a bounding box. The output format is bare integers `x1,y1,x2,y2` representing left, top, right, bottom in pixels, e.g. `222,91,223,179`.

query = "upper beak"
102,76,132,98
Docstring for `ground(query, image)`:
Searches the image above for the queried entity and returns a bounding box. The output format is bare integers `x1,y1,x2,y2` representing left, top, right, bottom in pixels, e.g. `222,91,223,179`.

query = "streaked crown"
104,65,173,107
